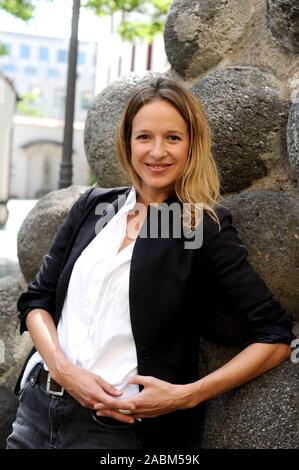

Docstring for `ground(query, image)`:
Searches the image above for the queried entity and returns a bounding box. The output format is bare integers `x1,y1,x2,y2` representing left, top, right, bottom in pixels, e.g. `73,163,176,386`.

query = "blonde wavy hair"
116,77,223,230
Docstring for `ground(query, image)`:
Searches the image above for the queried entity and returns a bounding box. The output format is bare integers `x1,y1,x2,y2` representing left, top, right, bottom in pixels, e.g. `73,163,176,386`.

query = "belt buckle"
46,372,64,396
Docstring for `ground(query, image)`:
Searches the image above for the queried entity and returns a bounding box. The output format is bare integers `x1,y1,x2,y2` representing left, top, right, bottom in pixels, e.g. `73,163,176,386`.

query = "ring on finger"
118,409,132,415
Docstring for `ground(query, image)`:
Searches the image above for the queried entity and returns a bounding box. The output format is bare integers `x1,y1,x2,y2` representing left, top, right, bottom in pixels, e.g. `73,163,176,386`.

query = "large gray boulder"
223,190,299,321
164,0,253,80
192,67,290,193
84,72,163,188
17,185,87,283
0,275,32,448
0,275,30,376
266,0,299,53
200,339,298,448
287,91,299,187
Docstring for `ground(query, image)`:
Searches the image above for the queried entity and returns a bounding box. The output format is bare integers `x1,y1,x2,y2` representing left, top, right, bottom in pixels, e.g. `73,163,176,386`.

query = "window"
57,49,67,63
77,51,86,65
25,66,38,76
39,47,49,61
20,44,30,59
2,64,15,73
48,68,59,78
80,90,93,110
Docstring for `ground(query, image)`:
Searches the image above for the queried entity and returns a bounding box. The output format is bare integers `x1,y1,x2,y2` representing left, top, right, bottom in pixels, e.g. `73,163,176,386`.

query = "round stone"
223,190,299,321
267,0,299,53
192,66,290,193
164,0,253,79
84,71,163,188
200,337,298,448
17,185,87,283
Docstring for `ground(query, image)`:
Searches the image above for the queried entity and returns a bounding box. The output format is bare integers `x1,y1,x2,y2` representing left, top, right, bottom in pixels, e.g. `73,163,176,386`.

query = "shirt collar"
121,186,137,213
122,185,179,212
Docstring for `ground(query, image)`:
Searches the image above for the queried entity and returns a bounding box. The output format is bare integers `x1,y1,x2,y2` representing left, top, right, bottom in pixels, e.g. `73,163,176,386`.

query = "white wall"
94,13,169,94
11,116,89,199
0,32,97,122
0,76,16,202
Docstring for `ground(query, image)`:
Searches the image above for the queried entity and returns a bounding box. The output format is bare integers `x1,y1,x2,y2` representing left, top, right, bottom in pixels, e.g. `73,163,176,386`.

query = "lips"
145,163,173,168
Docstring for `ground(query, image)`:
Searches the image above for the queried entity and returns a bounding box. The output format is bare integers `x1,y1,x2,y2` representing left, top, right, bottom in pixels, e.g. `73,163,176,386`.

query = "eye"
168,135,181,141
136,134,150,140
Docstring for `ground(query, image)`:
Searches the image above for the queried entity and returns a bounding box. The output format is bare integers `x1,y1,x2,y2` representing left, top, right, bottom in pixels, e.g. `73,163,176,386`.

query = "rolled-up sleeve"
17,187,93,334
206,207,295,347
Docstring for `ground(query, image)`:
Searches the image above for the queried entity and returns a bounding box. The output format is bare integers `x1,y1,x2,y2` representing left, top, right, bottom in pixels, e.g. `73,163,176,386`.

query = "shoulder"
77,185,131,210
202,204,233,243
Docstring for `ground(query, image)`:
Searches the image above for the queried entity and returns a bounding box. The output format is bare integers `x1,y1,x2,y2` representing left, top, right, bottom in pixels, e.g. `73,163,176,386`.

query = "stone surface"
84,72,163,188
0,275,32,448
164,0,253,79
287,91,299,186
192,67,290,193
226,0,299,86
0,275,30,375
200,339,298,448
267,0,299,53
17,185,87,283
223,190,299,321
0,385,18,448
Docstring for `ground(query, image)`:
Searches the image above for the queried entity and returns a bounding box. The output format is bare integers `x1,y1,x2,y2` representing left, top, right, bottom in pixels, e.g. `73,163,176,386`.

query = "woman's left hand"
94,375,195,419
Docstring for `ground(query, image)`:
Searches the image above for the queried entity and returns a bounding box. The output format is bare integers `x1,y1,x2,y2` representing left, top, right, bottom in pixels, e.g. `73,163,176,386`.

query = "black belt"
36,366,135,427
36,366,67,396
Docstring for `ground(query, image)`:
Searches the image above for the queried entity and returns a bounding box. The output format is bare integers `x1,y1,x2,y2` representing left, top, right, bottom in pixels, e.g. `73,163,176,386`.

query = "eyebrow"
133,129,185,136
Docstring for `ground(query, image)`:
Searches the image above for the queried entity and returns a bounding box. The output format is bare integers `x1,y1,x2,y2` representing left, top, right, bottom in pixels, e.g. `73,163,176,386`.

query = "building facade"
0,31,97,122
0,71,17,223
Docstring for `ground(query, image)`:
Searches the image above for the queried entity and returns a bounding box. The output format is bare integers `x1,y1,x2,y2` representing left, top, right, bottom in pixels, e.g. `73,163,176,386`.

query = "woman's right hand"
53,361,136,421
26,309,136,422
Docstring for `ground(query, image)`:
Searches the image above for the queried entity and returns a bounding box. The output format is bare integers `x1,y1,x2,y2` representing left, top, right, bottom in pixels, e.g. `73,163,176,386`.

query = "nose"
150,139,168,158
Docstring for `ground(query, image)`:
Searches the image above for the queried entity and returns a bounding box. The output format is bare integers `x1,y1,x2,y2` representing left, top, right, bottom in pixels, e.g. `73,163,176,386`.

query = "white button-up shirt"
21,186,140,401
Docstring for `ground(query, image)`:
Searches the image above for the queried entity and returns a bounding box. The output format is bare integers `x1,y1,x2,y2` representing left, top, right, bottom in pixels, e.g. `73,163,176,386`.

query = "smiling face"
130,98,190,204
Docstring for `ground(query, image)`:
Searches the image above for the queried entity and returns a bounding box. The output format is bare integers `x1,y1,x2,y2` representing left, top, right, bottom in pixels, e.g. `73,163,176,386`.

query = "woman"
7,78,294,449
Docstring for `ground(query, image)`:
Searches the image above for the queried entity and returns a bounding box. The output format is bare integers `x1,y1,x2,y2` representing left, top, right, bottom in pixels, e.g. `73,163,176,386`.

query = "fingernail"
97,412,101,416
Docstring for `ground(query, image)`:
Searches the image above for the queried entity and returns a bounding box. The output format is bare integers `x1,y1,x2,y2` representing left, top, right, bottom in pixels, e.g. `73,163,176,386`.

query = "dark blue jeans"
6,365,143,449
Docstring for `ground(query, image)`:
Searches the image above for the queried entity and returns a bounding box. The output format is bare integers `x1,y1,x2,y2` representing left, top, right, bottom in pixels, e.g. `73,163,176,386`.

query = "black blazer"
16,186,294,448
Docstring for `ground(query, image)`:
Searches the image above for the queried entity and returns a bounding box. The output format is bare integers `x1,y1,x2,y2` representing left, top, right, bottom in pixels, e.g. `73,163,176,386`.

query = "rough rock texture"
84,72,163,188
266,0,299,53
287,92,299,186
0,275,32,448
199,339,298,448
18,185,87,283
166,0,299,90
192,67,291,193
0,275,30,376
226,0,299,93
222,190,299,321
164,0,253,79
0,386,18,449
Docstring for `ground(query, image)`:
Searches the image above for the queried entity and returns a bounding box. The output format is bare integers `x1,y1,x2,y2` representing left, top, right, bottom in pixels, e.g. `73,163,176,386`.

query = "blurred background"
0,0,171,279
